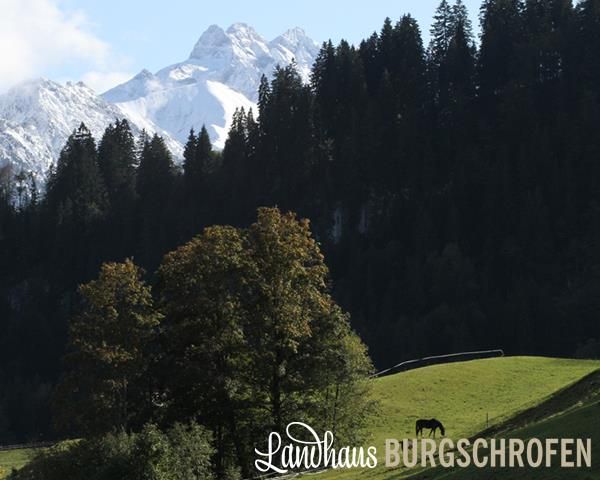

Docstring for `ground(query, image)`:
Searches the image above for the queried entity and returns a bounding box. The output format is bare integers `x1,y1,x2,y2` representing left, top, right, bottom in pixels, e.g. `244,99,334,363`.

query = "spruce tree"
98,119,137,259
183,126,213,234
44,123,107,281
98,119,137,208
478,0,525,99
452,0,474,42
46,123,107,227
136,134,175,269
429,0,455,68
182,128,197,183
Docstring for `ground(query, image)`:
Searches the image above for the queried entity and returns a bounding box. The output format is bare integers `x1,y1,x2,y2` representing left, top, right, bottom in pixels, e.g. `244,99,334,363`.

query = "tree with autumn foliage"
54,259,162,436
157,207,374,477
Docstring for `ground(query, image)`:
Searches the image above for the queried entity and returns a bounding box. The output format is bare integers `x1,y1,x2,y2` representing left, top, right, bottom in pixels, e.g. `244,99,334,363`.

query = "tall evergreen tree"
45,123,107,282
378,17,395,71
183,126,212,192
478,0,525,99
257,64,315,210
183,126,213,233
429,0,455,68
98,119,138,260
136,134,176,269
46,123,107,228
452,0,474,41
98,119,137,208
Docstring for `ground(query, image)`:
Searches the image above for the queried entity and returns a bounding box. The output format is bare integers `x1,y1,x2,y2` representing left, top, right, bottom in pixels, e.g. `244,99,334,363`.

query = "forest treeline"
2,0,600,443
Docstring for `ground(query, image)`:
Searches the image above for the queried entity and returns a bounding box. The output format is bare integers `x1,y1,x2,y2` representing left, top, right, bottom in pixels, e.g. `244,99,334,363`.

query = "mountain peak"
189,25,230,59
272,27,318,51
227,22,255,34
280,27,309,42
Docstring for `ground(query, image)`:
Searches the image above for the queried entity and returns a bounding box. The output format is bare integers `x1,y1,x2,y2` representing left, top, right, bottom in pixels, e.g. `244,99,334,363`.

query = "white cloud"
0,0,117,91
80,71,133,94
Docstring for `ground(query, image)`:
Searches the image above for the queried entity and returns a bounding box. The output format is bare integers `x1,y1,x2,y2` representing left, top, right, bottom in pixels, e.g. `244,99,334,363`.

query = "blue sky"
0,0,481,93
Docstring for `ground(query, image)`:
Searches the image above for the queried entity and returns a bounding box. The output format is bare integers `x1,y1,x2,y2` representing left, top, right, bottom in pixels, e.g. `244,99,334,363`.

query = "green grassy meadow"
320,356,600,480
1,356,598,480
0,448,36,479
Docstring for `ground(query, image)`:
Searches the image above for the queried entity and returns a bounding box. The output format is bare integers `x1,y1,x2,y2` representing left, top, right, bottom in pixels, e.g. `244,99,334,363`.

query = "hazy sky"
0,0,482,93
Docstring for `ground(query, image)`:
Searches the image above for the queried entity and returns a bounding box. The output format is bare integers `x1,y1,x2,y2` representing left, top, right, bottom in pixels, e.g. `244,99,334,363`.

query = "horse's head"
439,423,445,436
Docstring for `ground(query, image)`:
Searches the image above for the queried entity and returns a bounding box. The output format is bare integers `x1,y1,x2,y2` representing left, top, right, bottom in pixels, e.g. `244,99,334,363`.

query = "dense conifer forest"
2,0,600,443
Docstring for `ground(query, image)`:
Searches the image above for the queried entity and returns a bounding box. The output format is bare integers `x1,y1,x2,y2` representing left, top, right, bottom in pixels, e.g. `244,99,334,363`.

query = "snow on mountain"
0,78,182,182
103,23,320,148
269,28,321,83
0,23,319,183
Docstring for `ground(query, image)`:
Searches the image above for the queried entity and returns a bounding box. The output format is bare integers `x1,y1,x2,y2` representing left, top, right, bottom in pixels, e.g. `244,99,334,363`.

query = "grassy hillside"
408,366,600,480
322,356,600,480
411,403,599,480
1,356,598,479
0,449,36,479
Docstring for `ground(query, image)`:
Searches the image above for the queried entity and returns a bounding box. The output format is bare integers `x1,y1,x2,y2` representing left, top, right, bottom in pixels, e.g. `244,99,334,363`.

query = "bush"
9,423,214,480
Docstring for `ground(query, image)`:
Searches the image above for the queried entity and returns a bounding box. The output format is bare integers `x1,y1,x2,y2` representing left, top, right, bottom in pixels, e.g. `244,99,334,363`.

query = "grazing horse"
416,419,445,438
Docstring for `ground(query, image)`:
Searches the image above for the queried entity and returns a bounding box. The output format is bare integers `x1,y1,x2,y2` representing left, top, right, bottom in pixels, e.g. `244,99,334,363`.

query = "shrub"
9,423,214,480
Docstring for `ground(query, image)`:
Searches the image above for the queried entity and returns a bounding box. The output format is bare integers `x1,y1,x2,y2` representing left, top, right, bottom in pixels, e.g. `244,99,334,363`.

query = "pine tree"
442,14,477,124
44,123,107,281
359,32,382,94
392,14,427,113
378,17,395,71
182,126,213,234
136,134,176,268
478,0,525,99
98,119,137,209
182,128,197,183
220,108,249,224
311,40,337,128
46,123,107,227
429,1,475,111
183,125,211,190
452,0,474,43
429,0,455,68
256,64,315,210
98,119,138,259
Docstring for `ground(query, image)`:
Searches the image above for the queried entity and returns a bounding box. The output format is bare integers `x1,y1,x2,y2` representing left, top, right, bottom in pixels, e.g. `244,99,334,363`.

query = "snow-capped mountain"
0,23,319,182
0,79,182,181
103,23,320,148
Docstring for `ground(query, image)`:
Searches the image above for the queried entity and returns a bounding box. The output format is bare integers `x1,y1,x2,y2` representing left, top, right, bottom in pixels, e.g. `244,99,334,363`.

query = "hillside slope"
323,356,600,480
411,367,600,480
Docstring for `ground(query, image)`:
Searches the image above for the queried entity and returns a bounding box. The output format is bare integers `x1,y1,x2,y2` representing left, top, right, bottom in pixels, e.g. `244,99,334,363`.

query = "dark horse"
416,419,445,438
